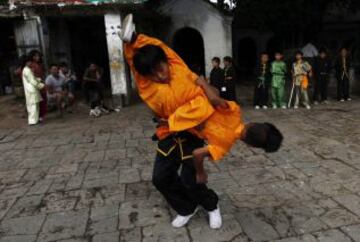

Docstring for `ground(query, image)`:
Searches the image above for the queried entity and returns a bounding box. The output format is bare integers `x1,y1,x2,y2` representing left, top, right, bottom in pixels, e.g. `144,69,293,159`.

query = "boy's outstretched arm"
196,76,228,109
193,147,211,184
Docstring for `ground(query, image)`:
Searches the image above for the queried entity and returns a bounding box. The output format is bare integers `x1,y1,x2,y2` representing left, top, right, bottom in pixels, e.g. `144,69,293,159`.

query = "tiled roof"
10,0,147,7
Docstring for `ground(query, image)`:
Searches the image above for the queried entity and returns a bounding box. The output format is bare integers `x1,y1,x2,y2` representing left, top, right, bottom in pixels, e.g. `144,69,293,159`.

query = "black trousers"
219,82,237,102
152,133,218,216
83,81,104,108
253,84,269,106
337,75,350,100
313,75,329,102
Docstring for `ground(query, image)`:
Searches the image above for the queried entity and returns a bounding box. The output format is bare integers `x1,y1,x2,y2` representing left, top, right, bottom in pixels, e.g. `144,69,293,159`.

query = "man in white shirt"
45,64,66,114
59,62,77,108
301,43,319,59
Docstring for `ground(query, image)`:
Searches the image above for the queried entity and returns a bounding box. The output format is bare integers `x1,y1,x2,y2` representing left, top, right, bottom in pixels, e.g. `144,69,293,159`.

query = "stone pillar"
104,12,128,107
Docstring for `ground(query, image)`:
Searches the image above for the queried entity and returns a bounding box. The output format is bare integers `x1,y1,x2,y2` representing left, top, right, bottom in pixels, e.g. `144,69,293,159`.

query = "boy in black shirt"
223,56,237,101
209,57,225,94
335,47,352,102
313,49,332,104
254,52,271,109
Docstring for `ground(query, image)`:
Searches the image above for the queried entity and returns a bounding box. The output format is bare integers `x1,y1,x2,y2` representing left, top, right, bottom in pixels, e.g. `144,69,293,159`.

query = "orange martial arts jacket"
124,34,244,162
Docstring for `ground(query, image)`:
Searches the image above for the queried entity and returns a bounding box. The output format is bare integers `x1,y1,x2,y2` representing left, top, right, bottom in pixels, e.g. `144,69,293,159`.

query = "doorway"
237,37,257,78
66,16,110,87
173,27,205,75
0,19,17,94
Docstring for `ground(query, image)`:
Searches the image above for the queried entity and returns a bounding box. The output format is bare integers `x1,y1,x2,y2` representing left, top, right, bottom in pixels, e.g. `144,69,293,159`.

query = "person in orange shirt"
121,14,283,229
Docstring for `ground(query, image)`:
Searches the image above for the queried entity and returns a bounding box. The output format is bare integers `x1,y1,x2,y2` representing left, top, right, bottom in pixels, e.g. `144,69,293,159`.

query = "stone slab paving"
0,95,359,241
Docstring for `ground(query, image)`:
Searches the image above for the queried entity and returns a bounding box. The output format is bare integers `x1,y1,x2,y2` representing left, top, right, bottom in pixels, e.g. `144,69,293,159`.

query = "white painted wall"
158,0,232,77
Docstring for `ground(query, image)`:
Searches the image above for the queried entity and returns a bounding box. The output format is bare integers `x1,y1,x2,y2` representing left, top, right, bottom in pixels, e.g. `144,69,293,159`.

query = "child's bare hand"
157,118,168,128
211,96,229,109
196,171,208,184
194,122,205,132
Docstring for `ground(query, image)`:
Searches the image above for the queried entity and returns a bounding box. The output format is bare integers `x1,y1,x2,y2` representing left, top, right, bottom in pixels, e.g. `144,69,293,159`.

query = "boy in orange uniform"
121,14,283,229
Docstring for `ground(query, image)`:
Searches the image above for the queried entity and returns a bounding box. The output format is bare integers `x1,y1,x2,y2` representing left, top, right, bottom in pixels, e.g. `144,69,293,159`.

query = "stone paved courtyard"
0,94,360,242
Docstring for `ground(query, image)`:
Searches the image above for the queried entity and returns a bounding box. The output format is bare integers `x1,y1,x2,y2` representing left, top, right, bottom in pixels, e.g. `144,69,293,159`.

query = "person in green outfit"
270,52,287,109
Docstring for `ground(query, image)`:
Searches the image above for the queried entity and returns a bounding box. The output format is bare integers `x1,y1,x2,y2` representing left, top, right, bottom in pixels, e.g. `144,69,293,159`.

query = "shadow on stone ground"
0,85,359,242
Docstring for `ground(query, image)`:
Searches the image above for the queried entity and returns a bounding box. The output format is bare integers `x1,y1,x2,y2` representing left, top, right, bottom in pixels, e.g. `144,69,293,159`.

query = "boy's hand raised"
156,118,169,128
196,76,229,109
211,96,229,109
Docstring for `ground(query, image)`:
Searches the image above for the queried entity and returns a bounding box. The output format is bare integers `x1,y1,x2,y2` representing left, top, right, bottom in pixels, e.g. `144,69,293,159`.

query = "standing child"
313,49,331,104
29,50,47,122
335,47,352,102
291,51,312,109
254,52,271,109
22,55,46,125
209,57,225,95
270,52,287,109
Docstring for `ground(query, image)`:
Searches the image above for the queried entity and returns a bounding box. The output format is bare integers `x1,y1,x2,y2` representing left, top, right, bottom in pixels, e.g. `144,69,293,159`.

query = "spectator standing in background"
29,50,47,122
209,57,224,95
223,56,237,101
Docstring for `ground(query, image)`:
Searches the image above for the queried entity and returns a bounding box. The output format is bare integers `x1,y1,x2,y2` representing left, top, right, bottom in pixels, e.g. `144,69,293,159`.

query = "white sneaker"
89,109,100,117
95,106,102,115
120,14,135,42
272,105,278,109
281,105,287,109
262,105,268,110
340,99,345,102
208,207,222,229
255,105,260,110
347,98,352,101
294,106,299,109
306,105,311,110
171,209,198,228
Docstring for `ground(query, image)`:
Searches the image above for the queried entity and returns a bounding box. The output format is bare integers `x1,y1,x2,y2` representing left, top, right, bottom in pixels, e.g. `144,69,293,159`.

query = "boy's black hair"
59,62,68,67
20,55,32,68
260,52,269,56
133,45,168,76
28,49,42,61
223,56,232,63
340,47,348,51
319,48,327,54
212,57,220,64
295,50,304,56
49,63,58,69
243,123,283,153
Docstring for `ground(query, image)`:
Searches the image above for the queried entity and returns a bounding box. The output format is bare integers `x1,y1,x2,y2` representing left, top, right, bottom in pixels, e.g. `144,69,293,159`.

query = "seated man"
59,62,77,105
45,64,71,115
121,14,283,229
82,62,108,117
